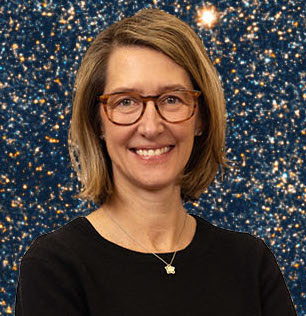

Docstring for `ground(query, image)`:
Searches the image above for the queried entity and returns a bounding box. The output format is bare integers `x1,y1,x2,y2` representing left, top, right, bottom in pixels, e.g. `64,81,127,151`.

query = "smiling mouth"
129,145,175,157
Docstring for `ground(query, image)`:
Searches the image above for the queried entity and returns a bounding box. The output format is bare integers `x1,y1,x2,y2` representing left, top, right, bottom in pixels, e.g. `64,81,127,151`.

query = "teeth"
135,146,171,156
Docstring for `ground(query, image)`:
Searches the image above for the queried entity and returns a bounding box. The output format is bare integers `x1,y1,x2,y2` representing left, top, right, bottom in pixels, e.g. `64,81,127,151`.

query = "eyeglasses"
97,89,202,126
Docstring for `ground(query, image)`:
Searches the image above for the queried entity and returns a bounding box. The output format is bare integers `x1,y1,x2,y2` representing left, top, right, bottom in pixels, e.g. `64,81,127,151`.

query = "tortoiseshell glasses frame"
97,89,202,126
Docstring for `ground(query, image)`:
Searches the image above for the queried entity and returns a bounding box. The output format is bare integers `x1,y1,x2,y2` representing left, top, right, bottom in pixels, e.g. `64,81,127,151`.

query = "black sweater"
15,213,297,315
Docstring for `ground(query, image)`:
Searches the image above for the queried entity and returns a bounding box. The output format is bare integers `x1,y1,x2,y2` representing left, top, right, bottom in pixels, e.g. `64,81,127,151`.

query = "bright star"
197,6,219,28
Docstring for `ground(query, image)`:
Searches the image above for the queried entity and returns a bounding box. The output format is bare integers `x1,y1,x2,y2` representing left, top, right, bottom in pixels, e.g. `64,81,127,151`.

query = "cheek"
178,119,197,139
104,126,133,156
173,127,195,158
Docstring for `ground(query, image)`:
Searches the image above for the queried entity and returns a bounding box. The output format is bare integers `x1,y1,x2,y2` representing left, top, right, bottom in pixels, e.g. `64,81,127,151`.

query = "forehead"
104,45,193,94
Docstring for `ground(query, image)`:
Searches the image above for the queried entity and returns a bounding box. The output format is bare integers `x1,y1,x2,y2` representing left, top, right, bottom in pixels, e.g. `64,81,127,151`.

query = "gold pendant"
165,264,175,274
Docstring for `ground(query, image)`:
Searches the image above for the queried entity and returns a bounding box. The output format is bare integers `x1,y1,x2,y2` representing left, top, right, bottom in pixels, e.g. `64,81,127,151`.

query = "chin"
133,175,180,191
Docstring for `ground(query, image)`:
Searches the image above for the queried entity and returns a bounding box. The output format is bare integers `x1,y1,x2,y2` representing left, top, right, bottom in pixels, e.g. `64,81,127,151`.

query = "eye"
118,98,134,106
167,96,179,103
114,97,140,108
160,95,182,105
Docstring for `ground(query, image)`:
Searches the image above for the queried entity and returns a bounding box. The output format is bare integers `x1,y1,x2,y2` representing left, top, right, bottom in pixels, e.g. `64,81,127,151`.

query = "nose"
137,101,164,138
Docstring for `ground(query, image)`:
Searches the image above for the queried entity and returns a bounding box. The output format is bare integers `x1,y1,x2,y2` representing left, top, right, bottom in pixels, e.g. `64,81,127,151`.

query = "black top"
15,213,297,315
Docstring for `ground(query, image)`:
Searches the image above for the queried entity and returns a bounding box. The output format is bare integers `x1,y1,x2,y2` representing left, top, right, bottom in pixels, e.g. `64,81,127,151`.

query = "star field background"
0,0,305,314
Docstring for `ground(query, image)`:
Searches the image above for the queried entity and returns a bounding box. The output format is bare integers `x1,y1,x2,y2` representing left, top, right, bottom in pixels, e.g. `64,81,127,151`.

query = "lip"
129,145,175,162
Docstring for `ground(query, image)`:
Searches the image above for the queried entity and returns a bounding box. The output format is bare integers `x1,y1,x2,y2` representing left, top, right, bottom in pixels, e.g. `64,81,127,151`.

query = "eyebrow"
108,84,190,95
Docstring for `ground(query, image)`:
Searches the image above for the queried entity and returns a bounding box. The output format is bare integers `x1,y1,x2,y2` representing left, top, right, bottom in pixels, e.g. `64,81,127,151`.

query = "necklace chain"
103,208,188,273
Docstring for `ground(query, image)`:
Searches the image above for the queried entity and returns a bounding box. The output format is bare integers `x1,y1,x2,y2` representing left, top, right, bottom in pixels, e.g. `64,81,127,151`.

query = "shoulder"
193,214,268,258
21,216,86,263
194,214,280,281
194,213,261,244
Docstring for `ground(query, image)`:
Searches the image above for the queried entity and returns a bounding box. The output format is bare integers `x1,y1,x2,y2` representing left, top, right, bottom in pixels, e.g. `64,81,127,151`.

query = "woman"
15,8,297,315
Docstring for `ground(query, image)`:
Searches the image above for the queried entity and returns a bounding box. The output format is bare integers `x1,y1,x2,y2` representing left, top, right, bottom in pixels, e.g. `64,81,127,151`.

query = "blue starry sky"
0,0,305,314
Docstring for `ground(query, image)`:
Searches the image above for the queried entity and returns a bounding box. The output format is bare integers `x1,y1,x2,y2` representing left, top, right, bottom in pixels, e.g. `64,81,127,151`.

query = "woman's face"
100,45,203,193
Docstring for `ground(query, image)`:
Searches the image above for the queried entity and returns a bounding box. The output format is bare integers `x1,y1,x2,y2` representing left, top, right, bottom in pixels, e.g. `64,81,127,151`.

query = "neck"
101,183,188,252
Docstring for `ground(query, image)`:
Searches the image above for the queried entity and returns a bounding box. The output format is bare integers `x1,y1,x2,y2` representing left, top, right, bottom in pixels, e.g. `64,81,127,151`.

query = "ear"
194,111,205,136
98,104,106,139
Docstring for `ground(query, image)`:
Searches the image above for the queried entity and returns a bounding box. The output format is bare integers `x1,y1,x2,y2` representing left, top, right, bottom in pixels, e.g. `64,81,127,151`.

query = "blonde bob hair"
68,8,233,206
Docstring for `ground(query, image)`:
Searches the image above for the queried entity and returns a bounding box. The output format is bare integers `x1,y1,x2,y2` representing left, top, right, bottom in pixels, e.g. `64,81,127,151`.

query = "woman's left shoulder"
194,214,268,255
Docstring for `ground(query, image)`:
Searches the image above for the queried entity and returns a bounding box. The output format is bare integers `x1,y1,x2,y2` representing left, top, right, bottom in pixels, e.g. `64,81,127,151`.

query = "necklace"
103,208,188,275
